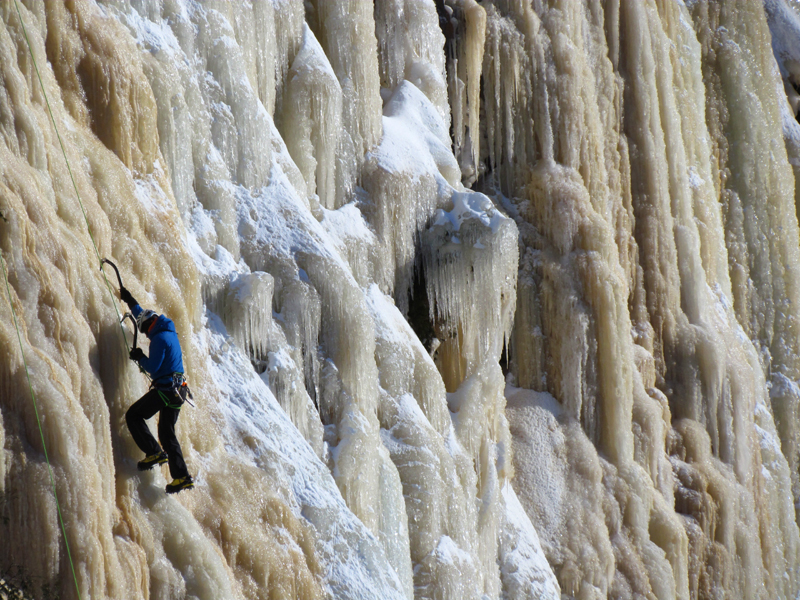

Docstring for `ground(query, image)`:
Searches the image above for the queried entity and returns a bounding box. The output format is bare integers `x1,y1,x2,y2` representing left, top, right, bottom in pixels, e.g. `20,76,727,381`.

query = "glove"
119,287,138,309
129,348,145,362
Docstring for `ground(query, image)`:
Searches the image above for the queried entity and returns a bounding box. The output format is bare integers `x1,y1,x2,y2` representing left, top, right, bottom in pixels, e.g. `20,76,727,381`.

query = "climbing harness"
168,372,195,407
154,373,195,410
151,374,195,409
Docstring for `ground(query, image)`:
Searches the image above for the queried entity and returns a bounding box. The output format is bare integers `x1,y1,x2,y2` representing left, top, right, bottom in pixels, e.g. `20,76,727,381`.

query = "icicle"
222,271,274,365
215,1,278,114
422,190,518,391
307,0,383,205
363,81,459,307
444,0,486,184
271,0,306,118
374,0,449,126
272,276,323,409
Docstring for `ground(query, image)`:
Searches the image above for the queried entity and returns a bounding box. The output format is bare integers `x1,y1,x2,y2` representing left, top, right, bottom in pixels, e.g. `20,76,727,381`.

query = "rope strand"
1,252,83,600
3,3,160,596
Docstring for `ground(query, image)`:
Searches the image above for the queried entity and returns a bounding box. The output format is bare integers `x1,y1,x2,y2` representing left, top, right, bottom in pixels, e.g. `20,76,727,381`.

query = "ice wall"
2,0,800,599
0,0,539,598
481,0,800,598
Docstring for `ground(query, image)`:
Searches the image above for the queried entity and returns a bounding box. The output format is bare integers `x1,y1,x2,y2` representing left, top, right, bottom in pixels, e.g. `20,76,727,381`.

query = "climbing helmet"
136,309,158,333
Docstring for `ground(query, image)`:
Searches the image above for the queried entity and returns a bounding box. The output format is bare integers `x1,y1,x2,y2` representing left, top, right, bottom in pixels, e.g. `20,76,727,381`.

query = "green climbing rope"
2,2,163,596
1,252,83,600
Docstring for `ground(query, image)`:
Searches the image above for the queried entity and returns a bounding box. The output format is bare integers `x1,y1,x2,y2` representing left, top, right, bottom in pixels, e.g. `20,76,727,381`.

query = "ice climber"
119,285,195,494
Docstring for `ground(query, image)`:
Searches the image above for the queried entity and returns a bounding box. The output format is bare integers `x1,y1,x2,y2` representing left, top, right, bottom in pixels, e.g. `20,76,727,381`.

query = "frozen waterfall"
1,1,800,599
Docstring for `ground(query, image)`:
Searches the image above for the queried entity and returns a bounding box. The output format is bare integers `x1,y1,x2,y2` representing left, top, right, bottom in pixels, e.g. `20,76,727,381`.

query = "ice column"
107,1,272,261
442,0,486,184
307,0,383,206
419,190,518,599
373,0,449,126
369,278,488,599
222,272,274,366
494,0,800,597
690,0,800,503
302,255,413,593
280,24,342,211
422,191,517,391
271,0,306,117
213,0,277,115
486,1,685,597
481,2,544,194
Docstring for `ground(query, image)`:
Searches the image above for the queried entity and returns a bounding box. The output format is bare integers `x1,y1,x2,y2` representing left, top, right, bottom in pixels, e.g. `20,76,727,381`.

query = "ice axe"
101,257,135,342
120,312,139,351
101,258,144,370
119,310,150,377
101,258,125,293
100,258,136,316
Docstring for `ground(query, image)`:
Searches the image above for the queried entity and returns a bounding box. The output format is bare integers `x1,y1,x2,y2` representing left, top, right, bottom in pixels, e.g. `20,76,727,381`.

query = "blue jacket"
131,304,184,388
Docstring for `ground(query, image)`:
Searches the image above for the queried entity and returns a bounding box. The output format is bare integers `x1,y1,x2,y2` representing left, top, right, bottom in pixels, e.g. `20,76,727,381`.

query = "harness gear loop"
151,373,195,409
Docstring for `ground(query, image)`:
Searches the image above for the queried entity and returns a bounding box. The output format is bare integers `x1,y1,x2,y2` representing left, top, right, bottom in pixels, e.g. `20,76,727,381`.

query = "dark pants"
126,389,189,479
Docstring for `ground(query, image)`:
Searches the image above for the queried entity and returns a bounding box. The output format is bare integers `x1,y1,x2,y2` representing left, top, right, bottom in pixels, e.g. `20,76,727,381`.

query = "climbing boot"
166,476,195,494
137,452,168,471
